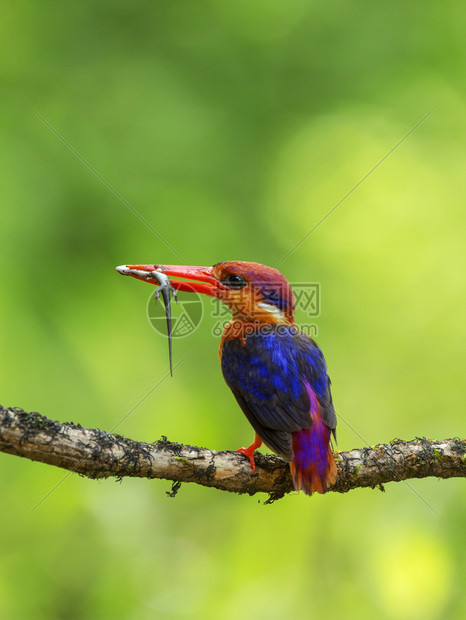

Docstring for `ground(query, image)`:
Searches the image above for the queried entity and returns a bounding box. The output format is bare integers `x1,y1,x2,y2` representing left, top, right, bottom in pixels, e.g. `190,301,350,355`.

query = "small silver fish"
116,265,177,376
150,269,177,376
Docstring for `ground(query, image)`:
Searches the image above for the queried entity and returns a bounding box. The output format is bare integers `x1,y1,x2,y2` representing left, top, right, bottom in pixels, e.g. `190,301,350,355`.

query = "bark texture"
0,405,464,500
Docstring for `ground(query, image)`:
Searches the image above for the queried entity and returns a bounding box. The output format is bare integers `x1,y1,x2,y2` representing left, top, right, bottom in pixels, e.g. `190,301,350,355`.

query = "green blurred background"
1,1,465,618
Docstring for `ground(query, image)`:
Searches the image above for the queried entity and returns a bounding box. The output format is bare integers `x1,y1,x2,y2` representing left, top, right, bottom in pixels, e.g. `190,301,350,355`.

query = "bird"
116,261,337,495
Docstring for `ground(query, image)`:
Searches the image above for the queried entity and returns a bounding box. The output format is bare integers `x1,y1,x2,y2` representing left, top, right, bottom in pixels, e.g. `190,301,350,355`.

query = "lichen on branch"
0,405,464,500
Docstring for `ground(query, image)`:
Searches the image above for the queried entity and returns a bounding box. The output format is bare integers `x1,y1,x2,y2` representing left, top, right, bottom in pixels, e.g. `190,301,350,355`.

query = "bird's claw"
236,446,256,473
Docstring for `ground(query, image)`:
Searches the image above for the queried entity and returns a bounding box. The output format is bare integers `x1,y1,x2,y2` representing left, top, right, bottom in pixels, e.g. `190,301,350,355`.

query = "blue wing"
221,325,336,461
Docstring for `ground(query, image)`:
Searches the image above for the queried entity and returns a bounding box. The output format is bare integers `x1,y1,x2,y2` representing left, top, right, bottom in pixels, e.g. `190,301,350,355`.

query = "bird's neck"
227,300,294,325
219,316,295,354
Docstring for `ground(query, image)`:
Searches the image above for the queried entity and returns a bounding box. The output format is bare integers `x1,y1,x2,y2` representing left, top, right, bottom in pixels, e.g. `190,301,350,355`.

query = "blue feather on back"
221,325,335,459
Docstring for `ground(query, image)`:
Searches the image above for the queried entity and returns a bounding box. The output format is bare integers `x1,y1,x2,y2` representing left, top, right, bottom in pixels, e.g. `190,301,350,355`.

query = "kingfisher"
116,261,337,495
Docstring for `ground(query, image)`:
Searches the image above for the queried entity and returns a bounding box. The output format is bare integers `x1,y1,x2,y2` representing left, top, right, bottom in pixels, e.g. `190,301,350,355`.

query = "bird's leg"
236,433,263,473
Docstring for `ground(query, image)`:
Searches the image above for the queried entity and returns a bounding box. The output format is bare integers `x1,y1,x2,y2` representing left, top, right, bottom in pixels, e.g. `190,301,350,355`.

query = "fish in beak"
116,264,225,375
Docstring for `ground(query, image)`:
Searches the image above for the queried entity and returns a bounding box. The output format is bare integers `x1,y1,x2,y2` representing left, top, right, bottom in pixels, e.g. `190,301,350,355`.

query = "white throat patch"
257,302,285,320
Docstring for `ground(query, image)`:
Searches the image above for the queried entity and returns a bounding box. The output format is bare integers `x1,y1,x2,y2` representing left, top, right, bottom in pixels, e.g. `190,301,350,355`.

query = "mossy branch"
0,405,465,500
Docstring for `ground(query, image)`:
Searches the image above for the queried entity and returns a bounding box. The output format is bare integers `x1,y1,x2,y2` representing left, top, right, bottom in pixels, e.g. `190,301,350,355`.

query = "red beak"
115,264,224,297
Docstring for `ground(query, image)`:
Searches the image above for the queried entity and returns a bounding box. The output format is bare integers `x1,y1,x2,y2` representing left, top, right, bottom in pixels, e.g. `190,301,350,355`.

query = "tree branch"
0,405,464,500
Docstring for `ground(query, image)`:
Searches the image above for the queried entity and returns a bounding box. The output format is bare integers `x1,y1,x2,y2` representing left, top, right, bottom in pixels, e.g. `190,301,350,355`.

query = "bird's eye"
222,274,247,289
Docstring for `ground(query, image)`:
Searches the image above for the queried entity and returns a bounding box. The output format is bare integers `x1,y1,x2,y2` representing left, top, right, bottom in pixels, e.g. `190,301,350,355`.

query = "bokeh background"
1,1,465,618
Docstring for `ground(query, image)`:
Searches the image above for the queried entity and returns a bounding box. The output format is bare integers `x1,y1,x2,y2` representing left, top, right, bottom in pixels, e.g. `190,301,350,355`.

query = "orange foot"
236,434,262,473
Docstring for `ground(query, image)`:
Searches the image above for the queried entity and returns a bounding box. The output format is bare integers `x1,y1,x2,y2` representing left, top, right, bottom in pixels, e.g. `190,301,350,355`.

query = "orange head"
116,261,295,324
211,261,295,324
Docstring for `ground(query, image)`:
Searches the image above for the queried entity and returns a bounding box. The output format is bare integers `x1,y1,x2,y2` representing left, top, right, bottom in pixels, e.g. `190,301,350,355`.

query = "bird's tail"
290,411,337,495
